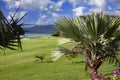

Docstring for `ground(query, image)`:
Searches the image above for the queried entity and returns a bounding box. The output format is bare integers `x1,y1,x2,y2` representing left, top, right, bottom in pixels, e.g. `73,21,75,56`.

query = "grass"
0,37,119,80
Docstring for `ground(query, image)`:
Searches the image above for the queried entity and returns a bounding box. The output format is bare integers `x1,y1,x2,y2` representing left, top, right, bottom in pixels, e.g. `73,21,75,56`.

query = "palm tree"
55,13,120,73
0,9,23,53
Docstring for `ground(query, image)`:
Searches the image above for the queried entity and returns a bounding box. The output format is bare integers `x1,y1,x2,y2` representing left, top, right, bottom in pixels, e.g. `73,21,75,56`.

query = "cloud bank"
2,0,120,25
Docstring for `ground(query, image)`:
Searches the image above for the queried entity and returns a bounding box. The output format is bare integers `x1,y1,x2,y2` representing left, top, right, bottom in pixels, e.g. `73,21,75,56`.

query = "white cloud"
108,0,120,11
36,16,53,25
57,0,65,7
89,0,105,8
68,0,103,7
20,0,50,11
104,9,120,16
41,15,47,19
70,0,120,16
67,0,106,9
2,0,66,25
72,7,85,16
88,0,106,13
2,0,65,11
88,0,120,15
114,10,120,15
7,11,27,20
35,12,68,25
36,12,61,25
3,0,120,25
67,0,87,8
49,0,65,11
89,7,103,13
108,0,120,5
2,0,21,8
51,13,58,17
68,0,107,16
104,0,120,15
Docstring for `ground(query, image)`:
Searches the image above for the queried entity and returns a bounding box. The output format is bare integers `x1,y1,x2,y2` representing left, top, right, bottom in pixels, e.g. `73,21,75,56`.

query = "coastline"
21,33,51,38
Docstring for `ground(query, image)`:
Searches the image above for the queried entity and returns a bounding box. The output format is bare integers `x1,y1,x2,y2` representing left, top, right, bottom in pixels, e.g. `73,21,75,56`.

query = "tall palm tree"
55,13,120,72
0,9,23,53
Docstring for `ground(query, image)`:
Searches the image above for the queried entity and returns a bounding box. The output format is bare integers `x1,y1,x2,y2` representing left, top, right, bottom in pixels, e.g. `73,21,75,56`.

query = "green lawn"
0,37,119,80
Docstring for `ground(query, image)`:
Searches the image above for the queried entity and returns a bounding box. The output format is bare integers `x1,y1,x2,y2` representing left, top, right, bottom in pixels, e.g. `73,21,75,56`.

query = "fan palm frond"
0,9,22,52
55,12,120,71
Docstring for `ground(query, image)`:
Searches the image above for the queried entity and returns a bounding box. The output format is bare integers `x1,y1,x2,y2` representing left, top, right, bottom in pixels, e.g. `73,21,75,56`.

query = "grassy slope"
0,37,119,80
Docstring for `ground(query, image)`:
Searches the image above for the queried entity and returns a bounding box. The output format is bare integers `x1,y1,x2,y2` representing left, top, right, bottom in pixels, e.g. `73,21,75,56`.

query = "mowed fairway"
0,37,119,80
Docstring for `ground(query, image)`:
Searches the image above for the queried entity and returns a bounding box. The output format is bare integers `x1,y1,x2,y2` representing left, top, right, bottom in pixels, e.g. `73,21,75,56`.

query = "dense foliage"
56,13,120,72
0,9,24,53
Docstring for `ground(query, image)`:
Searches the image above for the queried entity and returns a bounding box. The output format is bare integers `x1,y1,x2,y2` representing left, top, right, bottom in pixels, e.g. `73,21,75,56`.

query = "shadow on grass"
46,60,54,63
73,61,84,64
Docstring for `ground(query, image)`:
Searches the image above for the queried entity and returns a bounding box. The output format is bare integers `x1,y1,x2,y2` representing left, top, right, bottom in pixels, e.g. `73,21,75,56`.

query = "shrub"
35,53,45,62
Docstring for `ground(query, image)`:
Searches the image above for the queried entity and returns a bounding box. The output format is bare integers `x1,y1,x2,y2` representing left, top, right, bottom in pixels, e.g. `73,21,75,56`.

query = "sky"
0,0,120,26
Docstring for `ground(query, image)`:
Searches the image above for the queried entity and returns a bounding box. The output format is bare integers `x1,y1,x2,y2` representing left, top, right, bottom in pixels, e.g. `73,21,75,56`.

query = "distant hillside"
23,25,57,34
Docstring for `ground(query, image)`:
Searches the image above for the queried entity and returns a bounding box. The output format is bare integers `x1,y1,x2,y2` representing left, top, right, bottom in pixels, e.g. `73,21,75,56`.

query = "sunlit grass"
0,37,119,80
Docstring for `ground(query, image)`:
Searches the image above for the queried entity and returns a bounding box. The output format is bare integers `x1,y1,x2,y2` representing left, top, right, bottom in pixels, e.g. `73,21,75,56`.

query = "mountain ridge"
23,25,57,34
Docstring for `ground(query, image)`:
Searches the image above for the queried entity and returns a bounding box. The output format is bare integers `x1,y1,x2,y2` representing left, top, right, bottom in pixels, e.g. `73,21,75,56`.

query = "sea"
21,33,51,38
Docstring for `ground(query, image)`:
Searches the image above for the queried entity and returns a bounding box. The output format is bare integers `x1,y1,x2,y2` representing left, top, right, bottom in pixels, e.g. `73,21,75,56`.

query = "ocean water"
21,33,51,38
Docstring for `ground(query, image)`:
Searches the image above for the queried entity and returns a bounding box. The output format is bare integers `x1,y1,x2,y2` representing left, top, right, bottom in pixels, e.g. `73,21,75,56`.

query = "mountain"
23,25,57,34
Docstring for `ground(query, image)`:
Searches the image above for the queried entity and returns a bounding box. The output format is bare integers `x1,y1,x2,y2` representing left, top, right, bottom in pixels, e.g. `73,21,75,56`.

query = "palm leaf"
55,12,120,67
0,9,22,52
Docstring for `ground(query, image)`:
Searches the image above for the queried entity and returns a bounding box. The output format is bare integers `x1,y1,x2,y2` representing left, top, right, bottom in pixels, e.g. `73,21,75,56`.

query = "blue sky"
0,0,120,26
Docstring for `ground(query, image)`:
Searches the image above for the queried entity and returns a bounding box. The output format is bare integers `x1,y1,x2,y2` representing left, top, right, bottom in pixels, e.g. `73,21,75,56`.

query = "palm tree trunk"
82,49,102,73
